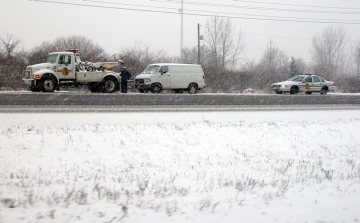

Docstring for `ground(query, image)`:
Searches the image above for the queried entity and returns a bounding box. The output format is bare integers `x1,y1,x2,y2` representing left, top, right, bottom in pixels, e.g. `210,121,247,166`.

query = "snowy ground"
1,109,360,223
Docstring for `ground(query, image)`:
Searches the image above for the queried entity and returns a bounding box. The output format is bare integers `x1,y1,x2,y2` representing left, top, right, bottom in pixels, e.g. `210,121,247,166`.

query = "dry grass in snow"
0,110,360,223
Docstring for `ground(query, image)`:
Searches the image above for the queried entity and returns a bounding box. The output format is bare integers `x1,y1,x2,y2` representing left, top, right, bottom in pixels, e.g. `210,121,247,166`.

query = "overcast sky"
1,0,360,63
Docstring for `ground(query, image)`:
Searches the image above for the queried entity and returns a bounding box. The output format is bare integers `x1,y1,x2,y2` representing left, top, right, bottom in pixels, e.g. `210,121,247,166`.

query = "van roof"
149,63,201,67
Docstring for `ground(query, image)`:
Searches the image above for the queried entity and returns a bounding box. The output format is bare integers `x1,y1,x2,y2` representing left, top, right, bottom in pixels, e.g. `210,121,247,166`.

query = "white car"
271,74,336,95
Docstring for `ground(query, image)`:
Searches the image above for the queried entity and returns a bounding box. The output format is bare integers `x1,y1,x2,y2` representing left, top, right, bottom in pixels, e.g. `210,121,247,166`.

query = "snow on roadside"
0,110,360,223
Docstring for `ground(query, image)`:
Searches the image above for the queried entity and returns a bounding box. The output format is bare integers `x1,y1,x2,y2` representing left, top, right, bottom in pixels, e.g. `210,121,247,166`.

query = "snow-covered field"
1,109,360,223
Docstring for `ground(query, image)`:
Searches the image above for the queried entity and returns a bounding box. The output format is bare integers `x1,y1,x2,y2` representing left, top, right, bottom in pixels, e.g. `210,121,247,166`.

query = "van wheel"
188,83,198,94
151,83,162,93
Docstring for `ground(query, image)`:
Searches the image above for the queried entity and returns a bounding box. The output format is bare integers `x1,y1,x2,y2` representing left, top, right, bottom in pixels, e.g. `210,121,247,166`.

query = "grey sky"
1,0,359,63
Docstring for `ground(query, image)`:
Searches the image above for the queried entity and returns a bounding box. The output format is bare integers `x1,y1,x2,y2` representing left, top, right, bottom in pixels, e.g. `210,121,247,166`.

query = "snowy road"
1,92,360,108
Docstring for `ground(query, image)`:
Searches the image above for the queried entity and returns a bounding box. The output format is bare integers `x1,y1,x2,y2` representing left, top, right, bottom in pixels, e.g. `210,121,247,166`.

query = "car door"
301,76,313,92
312,76,322,92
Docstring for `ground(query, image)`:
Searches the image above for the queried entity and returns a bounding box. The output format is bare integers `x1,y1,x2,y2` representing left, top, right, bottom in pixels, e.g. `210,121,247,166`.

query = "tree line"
1,16,360,93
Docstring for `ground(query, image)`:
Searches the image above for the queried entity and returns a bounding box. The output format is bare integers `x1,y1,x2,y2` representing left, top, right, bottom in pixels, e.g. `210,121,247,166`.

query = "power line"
28,0,360,24
156,0,360,14
232,0,360,11
82,0,360,22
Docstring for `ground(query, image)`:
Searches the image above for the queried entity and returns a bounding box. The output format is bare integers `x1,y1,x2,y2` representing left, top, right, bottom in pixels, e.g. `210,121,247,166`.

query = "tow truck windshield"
46,54,58,64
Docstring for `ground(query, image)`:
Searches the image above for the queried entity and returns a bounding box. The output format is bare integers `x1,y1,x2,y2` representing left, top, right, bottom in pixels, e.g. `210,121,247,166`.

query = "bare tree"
27,41,57,65
352,39,360,78
254,39,289,91
289,57,307,77
181,47,198,64
310,25,348,79
0,34,26,90
204,16,245,71
117,41,169,77
52,36,108,62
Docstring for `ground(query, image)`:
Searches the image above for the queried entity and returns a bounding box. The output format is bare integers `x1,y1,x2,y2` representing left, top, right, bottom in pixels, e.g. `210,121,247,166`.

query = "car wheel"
289,86,299,94
320,86,328,95
41,76,57,92
151,83,162,93
188,83,198,94
274,90,283,94
102,77,119,93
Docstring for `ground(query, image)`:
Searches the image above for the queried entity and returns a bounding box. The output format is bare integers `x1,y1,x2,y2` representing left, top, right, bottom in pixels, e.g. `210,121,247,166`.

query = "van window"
142,65,160,74
161,66,169,73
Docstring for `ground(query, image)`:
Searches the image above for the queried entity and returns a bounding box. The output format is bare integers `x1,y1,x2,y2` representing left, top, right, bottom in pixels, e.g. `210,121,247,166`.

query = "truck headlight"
144,78,151,82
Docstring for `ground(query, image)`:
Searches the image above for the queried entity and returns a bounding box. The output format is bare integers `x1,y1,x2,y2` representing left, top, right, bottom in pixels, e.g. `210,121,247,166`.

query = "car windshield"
287,75,305,82
45,54,58,64
142,65,160,74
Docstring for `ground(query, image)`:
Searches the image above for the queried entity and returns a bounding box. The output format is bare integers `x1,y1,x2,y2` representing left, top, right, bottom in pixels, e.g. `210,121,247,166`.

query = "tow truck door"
55,54,75,80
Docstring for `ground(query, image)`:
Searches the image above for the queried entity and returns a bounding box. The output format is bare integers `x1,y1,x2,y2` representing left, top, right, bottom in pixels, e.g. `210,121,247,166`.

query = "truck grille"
135,79,144,88
23,70,32,79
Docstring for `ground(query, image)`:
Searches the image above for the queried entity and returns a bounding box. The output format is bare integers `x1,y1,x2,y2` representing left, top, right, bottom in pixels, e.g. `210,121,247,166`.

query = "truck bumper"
22,79,34,86
135,83,152,90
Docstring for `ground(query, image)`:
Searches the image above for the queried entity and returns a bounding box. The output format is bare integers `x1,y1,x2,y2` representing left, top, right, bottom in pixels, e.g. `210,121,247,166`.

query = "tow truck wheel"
102,77,119,93
30,86,41,92
41,76,57,92
88,83,100,93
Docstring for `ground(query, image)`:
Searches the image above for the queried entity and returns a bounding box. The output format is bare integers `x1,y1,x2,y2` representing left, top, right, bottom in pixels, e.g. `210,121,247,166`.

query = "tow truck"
21,49,123,93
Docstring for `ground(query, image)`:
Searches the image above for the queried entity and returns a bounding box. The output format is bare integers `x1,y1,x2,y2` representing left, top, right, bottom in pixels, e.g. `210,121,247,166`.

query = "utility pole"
198,23,201,64
180,0,183,57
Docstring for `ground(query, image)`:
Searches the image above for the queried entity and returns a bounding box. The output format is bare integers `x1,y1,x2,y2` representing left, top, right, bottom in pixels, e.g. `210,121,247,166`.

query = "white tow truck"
21,49,123,93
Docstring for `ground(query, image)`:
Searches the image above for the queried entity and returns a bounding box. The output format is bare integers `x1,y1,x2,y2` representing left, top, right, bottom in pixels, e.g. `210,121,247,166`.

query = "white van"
134,63,205,94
